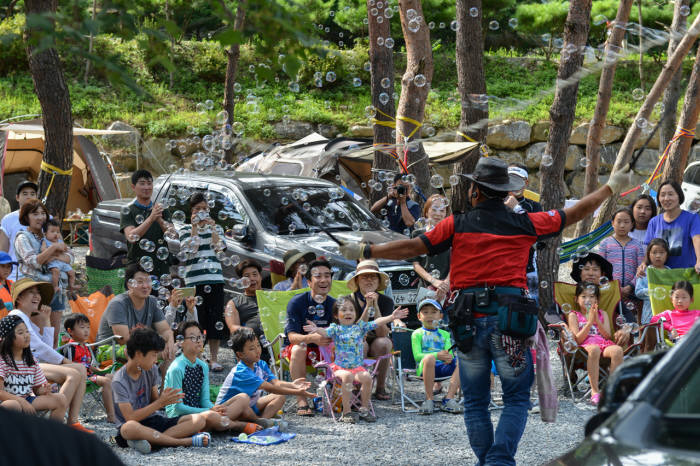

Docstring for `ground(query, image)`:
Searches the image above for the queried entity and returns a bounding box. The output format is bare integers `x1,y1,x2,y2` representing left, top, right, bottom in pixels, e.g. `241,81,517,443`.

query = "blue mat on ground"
230,426,296,446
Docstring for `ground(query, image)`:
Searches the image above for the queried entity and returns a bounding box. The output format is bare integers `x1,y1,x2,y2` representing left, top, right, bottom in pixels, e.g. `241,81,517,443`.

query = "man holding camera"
370,173,420,234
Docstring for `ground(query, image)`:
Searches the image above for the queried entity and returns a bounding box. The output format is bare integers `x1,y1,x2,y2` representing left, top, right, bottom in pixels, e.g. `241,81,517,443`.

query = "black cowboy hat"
570,252,614,283
463,157,525,193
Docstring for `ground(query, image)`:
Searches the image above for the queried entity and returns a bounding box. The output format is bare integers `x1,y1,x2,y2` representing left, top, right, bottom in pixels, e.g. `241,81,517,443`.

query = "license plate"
393,290,418,305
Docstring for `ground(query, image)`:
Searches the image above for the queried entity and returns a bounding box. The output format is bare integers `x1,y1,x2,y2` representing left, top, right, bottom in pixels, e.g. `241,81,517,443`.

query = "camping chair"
389,328,460,413
314,344,392,421
647,267,700,347
551,281,645,402
256,281,353,380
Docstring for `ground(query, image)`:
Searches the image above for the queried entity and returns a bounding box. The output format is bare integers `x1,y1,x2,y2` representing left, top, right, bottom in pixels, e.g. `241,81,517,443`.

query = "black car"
89,172,423,319
549,322,700,465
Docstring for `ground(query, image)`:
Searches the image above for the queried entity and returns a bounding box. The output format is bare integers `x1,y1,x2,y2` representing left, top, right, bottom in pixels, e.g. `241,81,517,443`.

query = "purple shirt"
598,236,645,288
644,210,700,269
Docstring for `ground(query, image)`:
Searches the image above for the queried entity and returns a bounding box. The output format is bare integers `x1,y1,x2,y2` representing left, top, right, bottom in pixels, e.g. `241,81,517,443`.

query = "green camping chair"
646,267,700,347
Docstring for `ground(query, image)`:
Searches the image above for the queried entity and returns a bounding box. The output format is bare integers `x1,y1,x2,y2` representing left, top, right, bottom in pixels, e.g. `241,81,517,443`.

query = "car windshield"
244,184,382,235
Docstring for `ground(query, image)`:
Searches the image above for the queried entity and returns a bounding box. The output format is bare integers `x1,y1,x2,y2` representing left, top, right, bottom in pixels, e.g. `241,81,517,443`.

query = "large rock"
140,138,181,176
633,128,660,149
493,151,524,166
103,121,139,147
566,170,587,199
569,123,624,145
565,145,585,171
531,122,549,142
599,143,620,170
316,124,339,138
347,125,374,137
274,121,315,140
486,121,532,149
633,148,662,175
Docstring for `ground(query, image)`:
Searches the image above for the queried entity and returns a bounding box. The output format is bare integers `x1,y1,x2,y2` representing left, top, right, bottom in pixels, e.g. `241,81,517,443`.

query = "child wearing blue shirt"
217,328,315,428
411,299,462,415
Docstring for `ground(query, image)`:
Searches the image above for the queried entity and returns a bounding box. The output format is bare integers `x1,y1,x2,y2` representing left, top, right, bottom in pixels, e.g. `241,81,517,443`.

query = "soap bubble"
541,154,554,167
385,37,395,49
139,256,154,273
398,274,410,286
288,81,300,92
635,118,648,130
381,77,391,89
488,20,499,30
540,281,548,289
652,287,666,300
450,20,459,31
449,174,460,186
408,18,420,33
413,74,427,87
469,7,478,17
508,18,518,28
379,92,390,105
215,321,224,331
135,214,144,225
114,240,124,249
680,5,690,16
430,174,444,189
325,71,336,83
377,37,385,47
215,110,228,125
156,247,169,261
632,88,644,101
406,8,418,20
593,14,607,26
353,77,362,87
196,102,206,114
172,210,186,223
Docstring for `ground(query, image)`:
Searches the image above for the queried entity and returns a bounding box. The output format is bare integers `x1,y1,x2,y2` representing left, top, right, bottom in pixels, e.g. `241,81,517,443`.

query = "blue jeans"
50,291,66,312
456,316,534,466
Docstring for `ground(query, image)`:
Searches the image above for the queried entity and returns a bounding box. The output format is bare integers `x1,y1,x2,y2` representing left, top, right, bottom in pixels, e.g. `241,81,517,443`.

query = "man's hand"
184,296,196,312
614,328,631,347
148,203,164,222
302,320,319,334
504,195,519,210
340,241,370,261
606,164,633,194
169,288,184,308
158,387,184,408
163,341,176,361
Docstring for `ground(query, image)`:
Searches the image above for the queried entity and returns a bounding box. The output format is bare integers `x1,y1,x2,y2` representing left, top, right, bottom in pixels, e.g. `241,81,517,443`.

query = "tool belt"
448,286,538,346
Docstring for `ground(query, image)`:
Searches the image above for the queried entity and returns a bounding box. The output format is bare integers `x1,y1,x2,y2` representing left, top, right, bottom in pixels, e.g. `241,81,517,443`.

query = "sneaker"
127,439,152,455
70,422,95,434
591,393,601,405
420,399,434,415
358,408,377,423
339,413,356,424
440,398,464,414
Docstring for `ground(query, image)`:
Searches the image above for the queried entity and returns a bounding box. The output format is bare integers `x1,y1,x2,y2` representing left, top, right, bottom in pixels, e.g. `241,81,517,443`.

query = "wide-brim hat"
11,277,54,308
570,252,614,283
283,249,317,276
347,260,389,293
463,157,525,193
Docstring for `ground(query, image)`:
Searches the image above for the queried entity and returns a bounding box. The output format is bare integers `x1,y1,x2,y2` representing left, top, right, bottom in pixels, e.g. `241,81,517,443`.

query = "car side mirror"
585,350,667,436
230,224,253,243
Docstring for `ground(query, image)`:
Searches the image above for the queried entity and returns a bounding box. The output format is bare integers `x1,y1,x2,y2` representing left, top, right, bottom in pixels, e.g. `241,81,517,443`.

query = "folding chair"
314,345,392,421
646,266,700,347
389,328,458,413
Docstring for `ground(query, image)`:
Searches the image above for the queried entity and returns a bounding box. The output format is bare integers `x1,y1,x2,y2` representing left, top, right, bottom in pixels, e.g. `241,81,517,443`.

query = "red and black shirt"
420,199,566,290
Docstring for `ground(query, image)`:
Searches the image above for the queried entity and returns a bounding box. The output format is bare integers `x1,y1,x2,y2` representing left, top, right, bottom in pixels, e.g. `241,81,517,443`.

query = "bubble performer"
341,157,633,465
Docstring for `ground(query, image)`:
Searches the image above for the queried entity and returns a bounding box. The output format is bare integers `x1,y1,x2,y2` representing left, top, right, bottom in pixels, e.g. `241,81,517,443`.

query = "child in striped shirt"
598,208,645,322
0,315,67,420
178,191,227,372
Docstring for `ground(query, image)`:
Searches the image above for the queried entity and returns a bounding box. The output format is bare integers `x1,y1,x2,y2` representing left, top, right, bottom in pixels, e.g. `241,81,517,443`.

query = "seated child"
62,313,116,423
411,298,462,415
635,239,670,325
112,328,211,455
0,252,14,318
304,295,409,423
165,321,263,435
567,282,624,405
0,315,67,421
651,280,700,341
41,219,76,293
217,328,315,428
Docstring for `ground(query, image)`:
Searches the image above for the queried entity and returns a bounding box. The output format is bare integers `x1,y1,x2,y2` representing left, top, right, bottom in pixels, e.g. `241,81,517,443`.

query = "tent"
236,133,480,201
0,119,129,213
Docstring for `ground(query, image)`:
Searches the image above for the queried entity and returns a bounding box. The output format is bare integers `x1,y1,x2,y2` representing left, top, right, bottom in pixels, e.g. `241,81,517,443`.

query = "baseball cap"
417,298,443,313
16,180,39,196
0,252,16,265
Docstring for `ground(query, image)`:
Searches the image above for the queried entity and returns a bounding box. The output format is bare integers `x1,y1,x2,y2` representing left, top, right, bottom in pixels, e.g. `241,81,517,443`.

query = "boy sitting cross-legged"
164,321,265,435
112,328,211,454
216,328,316,429
412,299,463,415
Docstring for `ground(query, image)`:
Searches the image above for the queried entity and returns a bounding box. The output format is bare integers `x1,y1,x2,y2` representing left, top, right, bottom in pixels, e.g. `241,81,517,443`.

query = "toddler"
635,238,670,325
41,219,76,292
651,280,700,341
411,299,462,415
0,315,67,421
566,282,623,405
304,295,408,423
62,313,116,423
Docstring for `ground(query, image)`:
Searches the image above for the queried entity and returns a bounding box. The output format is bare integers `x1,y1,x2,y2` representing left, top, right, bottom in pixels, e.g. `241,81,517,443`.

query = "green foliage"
0,14,27,75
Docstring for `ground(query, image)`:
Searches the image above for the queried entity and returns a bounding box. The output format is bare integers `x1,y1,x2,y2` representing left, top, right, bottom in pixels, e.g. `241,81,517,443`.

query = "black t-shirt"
411,228,450,283
231,292,263,337
119,200,172,277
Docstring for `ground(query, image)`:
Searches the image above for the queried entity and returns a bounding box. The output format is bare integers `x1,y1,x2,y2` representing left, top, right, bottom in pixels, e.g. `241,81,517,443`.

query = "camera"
397,185,406,196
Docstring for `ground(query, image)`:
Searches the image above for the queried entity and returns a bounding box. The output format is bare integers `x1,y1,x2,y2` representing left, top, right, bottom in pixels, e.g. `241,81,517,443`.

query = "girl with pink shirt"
567,282,624,405
651,280,700,341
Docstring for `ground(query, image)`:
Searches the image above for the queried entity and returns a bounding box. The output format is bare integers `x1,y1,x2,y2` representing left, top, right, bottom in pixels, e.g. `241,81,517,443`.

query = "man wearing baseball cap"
0,180,39,276
341,157,633,465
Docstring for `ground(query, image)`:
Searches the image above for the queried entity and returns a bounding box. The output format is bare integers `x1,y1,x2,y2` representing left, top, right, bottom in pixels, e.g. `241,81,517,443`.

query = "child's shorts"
24,395,37,404
114,414,181,448
435,359,456,378
330,363,367,375
281,344,327,366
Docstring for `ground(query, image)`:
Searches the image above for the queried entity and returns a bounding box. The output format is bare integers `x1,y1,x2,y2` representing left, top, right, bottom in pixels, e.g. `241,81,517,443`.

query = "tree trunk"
537,0,592,317
367,0,396,205
25,0,73,220
396,0,433,200
591,13,700,231
222,1,246,163
165,0,174,89
83,0,97,84
659,0,690,151
661,44,700,184
574,0,634,238
451,0,487,213
637,0,644,90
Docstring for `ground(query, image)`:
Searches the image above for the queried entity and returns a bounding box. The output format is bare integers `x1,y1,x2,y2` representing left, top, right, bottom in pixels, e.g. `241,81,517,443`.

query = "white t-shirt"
0,210,25,276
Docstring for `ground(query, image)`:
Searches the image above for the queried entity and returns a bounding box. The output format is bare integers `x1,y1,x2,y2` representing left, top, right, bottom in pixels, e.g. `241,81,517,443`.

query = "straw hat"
347,260,389,292
11,277,54,308
283,249,316,276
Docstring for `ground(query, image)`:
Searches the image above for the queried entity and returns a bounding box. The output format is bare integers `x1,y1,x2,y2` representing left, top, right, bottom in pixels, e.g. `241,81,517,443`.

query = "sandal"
295,404,315,416
210,362,224,373
192,432,211,447
373,389,390,401
243,423,261,435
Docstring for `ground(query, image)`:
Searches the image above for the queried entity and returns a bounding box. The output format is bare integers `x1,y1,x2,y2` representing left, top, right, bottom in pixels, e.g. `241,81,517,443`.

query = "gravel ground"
70,248,593,465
